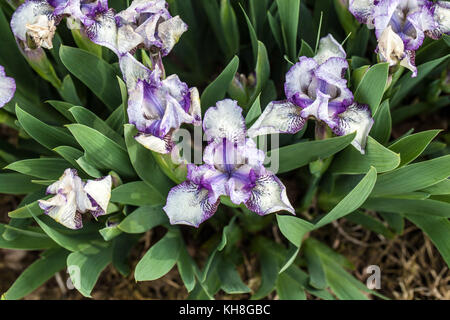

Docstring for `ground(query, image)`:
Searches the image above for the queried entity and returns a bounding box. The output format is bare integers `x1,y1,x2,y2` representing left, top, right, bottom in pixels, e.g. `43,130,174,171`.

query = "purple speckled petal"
157,15,188,56
333,103,374,154
84,8,120,55
163,181,220,227
134,133,174,154
349,0,376,26
0,66,16,109
119,53,153,89
285,57,318,108
430,1,450,38
84,175,112,218
203,99,246,143
39,192,83,230
245,174,295,216
247,100,305,138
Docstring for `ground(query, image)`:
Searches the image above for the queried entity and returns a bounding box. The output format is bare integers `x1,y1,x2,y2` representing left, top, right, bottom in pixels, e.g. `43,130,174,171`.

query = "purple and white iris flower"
163,99,295,228
248,34,374,154
349,0,450,77
120,53,201,154
38,169,112,229
0,66,16,109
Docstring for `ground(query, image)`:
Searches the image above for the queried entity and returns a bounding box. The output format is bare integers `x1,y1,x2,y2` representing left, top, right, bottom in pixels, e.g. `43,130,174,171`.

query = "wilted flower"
163,99,294,228
120,53,201,154
0,66,16,109
248,34,374,154
38,169,112,229
349,0,449,77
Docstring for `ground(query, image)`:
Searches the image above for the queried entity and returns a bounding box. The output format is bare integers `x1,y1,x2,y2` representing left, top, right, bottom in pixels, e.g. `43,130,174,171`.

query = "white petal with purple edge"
314,57,349,88
163,181,219,227
0,66,16,109
119,53,153,89
38,192,82,230
84,175,112,217
85,9,119,55
203,99,246,143
248,100,305,138
333,103,374,154
245,174,295,216
285,57,317,106
117,25,144,53
349,0,376,27
157,15,188,56
433,2,450,37
135,133,173,154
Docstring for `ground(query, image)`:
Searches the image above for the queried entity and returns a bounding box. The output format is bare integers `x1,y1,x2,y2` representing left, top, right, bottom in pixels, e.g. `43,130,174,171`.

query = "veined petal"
116,0,169,24
134,133,174,154
314,34,347,65
84,8,119,55
84,175,112,218
314,57,349,88
300,90,340,130
117,25,144,53
247,100,305,138
349,0,376,26
285,57,318,108
245,174,295,216
203,99,246,143
0,66,16,109
163,181,220,227
157,15,188,56
431,1,450,38
119,53,153,89
39,192,83,230
189,87,202,126
333,103,374,154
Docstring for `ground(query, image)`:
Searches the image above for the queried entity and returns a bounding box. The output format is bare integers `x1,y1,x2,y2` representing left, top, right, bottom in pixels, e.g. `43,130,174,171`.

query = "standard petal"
117,24,144,53
333,103,374,154
84,175,112,218
349,0,376,26
119,53,153,89
203,99,246,143
134,133,174,154
39,192,83,230
163,181,220,227
84,9,119,55
314,57,349,88
0,66,16,108
431,1,450,38
157,15,188,56
314,34,347,65
245,174,295,216
377,25,406,67
284,57,317,107
247,100,305,138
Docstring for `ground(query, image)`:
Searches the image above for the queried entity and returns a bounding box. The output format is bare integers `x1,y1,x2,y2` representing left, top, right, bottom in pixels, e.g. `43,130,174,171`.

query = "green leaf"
3,249,69,300
241,3,258,62
59,75,82,105
251,246,279,300
69,106,126,148
111,181,164,206
201,56,239,112
379,212,404,235
276,268,306,300
111,234,139,276
0,173,41,194
371,155,450,196
67,243,113,297
124,124,172,197
135,230,181,281
315,167,377,228
0,223,57,250
59,45,121,110
245,95,262,126
354,63,389,114
271,133,356,174
422,179,450,195
16,105,78,150
370,100,391,144
346,211,395,239
52,146,87,177
220,0,240,58
388,130,441,166
267,11,283,51
276,0,300,60
46,100,76,122
330,136,400,174
298,39,314,58
391,54,450,107
118,205,168,234
304,242,327,290
250,41,270,104
218,256,251,294
363,198,450,218
5,158,72,180
177,246,197,293
66,124,135,178
405,215,450,267
276,215,314,247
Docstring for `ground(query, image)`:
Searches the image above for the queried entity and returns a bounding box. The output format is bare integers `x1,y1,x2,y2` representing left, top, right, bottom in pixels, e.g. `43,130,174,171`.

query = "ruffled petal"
84,8,119,55
119,53,153,89
134,133,174,154
313,34,347,65
163,181,220,227
284,57,318,108
157,15,188,56
84,175,112,218
245,174,295,216
117,25,144,53
39,192,83,230
333,103,374,154
247,100,305,138
300,90,340,130
349,0,376,26
431,1,450,38
0,66,16,109
203,99,246,143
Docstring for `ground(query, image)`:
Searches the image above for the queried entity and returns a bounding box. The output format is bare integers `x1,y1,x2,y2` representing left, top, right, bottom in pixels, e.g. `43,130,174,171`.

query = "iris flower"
349,0,450,77
163,99,295,228
248,34,374,154
0,66,16,109
38,169,112,229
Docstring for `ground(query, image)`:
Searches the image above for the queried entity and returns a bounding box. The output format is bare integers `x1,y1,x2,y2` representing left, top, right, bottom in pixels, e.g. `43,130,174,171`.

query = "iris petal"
0,66,16,109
